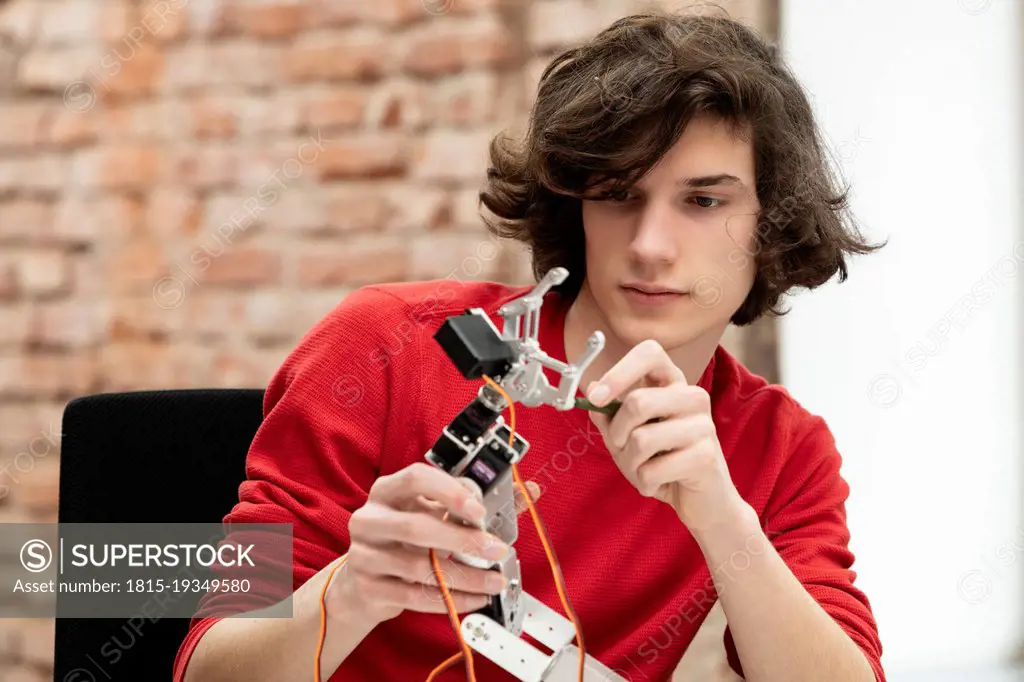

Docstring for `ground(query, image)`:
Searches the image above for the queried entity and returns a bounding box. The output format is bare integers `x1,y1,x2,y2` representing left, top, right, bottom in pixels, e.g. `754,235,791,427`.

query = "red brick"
0,264,16,301
159,43,208,91
70,256,102,298
0,0,41,45
385,186,452,232
528,0,598,53
138,0,188,42
19,619,53,667
0,200,53,243
0,155,67,194
108,238,169,294
201,192,266,238
256,188,326,233
99,341,193,390
229,2,304,39
297,237,410,287
146,188,202,238
370,0,442,25
54,194,141,245
104,44,164,96
48,106,98,147
187,94,240,139
13,250,68,297
303,87,366,132
109,294,186,341
17,46,101,92
183,0,233,37
0,354,98,399
209,347,284,388
16,455,60,518
236,95,302,137
73,144,163,189
304,0,430,27
0,404,63,461
317,135,406,180
198,247,283,288
102,0,139,42
208,40,280,88
284,31,388,83
244,290,299,345
0,102,49,149
37,0,102,44
324,185,391,233
186,291,244,340
366,81,429,130
96,102,158,140
303,0,362,26
410,129,490,182
452,186,485,229
436,0,502,14
291,288,353,335
409,232,503,280
432,72,511,127
400,18,514,78
169,145,238,189
30,299,109,348
159,41,275,91
0,305,31,348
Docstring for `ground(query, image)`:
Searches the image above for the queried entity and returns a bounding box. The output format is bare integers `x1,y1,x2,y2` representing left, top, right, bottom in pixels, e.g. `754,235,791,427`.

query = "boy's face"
581,115,761,352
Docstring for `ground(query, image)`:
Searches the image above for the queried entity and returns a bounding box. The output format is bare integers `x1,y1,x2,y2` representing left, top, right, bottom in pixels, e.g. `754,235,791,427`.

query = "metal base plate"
460,592,626,682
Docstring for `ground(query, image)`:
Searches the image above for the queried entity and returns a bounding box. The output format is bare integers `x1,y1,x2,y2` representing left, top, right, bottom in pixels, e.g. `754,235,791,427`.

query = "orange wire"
427,511,478,682
315,554,348,682
483,375,586,682
315,377,586,682
426,652,465,681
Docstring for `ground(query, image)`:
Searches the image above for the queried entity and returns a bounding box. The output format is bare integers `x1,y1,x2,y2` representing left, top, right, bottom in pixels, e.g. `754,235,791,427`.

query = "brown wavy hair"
479,9,882,325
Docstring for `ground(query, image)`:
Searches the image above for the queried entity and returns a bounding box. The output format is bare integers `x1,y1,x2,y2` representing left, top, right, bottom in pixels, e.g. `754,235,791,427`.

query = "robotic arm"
425,267,627,682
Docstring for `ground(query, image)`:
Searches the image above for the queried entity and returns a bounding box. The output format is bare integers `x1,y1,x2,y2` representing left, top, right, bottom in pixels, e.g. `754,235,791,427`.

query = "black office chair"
54,389,265,682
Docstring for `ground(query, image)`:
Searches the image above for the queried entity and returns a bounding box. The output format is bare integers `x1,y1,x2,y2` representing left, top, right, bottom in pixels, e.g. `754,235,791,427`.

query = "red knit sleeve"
723,415,886,682
172,285,417,682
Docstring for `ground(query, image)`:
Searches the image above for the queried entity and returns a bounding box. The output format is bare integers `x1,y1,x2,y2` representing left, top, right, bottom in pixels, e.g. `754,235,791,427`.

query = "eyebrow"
678,174,746,188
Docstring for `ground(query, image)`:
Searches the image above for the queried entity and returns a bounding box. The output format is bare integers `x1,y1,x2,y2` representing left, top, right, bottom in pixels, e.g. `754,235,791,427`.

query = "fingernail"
486,573,506,593
483,539,510,560
463,498,486,521
589,383,610,405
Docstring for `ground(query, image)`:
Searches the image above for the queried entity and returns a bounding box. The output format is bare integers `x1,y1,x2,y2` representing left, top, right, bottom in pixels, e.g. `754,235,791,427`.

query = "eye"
603,187,635,203
691,196,720,208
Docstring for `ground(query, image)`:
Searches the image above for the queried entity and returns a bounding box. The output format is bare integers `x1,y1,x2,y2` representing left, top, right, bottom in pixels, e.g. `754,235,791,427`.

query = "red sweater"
173,280,885,682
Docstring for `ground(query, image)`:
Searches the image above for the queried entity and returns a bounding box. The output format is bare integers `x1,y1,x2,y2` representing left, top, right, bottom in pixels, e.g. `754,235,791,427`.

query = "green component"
574,396,623,416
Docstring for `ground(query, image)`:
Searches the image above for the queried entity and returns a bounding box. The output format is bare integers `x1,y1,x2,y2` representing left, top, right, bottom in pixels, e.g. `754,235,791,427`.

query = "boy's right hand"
338,462,540,624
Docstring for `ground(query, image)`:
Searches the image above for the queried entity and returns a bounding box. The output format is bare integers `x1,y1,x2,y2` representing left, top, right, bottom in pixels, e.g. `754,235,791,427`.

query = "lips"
621,284,685,295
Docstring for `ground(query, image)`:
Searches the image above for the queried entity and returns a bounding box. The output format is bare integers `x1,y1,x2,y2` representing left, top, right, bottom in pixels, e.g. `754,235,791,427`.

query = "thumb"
514,480,542,515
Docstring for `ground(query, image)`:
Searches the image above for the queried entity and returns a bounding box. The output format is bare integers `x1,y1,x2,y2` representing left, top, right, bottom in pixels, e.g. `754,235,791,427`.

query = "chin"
608,314,713,351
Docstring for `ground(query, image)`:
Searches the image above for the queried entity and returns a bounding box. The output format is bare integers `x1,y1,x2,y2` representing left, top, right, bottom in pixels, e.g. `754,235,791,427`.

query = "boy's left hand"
585,339,747,533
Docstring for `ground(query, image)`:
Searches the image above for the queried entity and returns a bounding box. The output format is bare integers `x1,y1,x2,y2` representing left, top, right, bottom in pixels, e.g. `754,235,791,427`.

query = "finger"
413,495,448,516
638,437,719,497
346,543,507,596
607,384,689,450
369,462,485,522
587,339,685,407
361,574,492,615
349,504,509,560
514,480,543,515
589,409,612,443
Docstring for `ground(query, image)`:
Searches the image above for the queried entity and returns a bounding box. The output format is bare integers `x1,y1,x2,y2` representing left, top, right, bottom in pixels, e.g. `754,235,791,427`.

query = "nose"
627,200,678,265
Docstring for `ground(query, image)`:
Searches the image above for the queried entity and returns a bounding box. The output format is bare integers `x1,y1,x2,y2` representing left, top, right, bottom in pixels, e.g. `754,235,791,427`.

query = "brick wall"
0,0,775,679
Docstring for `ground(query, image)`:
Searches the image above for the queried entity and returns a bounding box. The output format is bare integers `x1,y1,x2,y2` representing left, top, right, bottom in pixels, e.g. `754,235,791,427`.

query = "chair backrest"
54,388,264,682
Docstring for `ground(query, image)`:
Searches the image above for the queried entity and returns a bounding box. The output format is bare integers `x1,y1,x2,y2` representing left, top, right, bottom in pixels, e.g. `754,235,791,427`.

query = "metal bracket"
461,592,627,682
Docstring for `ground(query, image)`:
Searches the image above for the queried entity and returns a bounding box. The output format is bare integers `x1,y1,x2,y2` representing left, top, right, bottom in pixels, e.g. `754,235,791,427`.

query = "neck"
563,280,724,391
